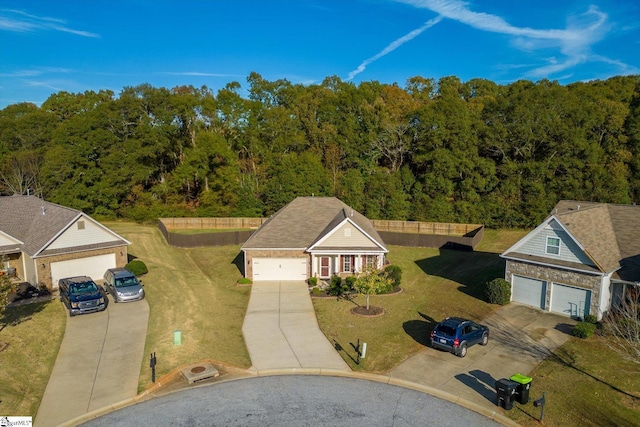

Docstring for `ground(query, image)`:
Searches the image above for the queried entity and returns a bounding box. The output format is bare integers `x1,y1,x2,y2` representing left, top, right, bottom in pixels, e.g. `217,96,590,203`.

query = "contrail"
347,15,442,81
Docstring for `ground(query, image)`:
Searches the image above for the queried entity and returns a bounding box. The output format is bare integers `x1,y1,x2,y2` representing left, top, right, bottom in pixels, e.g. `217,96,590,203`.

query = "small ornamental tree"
353,269,393,310
602,288,640,365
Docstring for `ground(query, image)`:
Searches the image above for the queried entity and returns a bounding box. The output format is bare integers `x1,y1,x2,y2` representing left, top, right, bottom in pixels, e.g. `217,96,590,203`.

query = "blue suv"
430,317,489,357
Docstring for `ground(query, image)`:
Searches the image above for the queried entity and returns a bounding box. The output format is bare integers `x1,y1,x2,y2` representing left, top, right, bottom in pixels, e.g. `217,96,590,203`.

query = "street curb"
61,364,520,427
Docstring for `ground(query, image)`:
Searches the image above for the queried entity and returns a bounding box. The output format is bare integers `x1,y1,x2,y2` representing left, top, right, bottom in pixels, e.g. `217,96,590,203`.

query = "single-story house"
0,195,130,290
501,200,640,320
241,197,388,281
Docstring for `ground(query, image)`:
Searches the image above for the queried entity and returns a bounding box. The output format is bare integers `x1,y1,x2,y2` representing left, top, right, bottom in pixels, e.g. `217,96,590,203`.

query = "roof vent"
42,206,46,215
577,205,580,210
350,209,354,217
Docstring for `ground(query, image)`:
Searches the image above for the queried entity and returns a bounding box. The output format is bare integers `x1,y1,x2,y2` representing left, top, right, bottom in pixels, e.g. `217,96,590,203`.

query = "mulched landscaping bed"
350,306,385,317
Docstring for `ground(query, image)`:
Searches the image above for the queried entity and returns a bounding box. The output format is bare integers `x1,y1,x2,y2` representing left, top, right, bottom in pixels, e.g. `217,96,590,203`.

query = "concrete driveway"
35,297,149,427
242,281,350,371
390,303,576,410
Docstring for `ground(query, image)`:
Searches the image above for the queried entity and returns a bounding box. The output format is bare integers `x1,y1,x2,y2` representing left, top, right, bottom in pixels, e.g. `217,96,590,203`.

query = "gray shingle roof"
242,197,386,251
0,195,127,256
551,200,640,281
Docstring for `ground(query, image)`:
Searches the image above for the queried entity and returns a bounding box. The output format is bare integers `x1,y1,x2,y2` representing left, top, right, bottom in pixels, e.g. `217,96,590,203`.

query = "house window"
77,221,85,230
344,228,351,237
342,255,353,272
365,255,376,269
546,237,560,255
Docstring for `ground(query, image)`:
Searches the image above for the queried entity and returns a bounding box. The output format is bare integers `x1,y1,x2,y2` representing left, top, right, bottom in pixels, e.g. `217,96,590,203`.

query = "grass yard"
0,300,66,417
508,336,640,427
313,228,528,372
104,222,252,392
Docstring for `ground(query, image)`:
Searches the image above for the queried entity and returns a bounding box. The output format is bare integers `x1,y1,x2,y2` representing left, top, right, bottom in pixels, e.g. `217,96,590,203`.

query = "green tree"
353,269,393,310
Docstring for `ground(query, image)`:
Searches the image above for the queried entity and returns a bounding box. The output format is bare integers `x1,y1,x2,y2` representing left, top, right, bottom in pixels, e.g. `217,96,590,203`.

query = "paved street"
82,375,503,427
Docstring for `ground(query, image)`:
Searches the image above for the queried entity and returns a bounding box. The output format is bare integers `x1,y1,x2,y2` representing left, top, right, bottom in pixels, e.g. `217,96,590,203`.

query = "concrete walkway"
242,281,350,371
390,303,576,411
35,298,149,427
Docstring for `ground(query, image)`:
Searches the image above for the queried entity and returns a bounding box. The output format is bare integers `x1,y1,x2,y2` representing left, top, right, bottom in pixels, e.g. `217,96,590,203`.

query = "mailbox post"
533,392,546,422
150,352,157,383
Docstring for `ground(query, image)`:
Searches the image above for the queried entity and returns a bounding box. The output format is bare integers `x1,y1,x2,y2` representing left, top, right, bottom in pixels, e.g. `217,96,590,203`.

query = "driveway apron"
390,304,575,410
242,281,350,371
35,299,149,427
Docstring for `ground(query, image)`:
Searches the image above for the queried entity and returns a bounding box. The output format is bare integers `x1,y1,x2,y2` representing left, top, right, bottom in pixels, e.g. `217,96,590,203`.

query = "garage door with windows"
551,283,591,319
50,253,116,289
512,275,546,309
252,258,308,281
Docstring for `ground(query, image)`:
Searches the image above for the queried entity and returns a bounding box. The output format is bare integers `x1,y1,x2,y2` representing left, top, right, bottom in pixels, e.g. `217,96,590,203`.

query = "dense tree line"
1,73,639,228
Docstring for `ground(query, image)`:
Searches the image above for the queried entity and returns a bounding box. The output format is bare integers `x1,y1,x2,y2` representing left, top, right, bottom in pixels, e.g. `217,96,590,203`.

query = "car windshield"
436,325,457,336
70,281,99,294
115,277,139,288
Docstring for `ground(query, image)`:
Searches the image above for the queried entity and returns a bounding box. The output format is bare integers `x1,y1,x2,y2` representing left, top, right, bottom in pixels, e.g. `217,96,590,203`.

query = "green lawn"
105,222,252,392
0,300,66,417
313,228,525,372
508,336,640,427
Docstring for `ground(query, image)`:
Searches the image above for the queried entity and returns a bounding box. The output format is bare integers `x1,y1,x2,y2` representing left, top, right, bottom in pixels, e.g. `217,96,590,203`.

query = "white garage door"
512,275,546,309
252,258,307,281
50,253,116,289
551,283,591,318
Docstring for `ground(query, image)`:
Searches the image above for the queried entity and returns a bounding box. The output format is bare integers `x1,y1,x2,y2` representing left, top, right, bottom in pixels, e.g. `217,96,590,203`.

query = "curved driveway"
35,298,149,427
82,375,502,426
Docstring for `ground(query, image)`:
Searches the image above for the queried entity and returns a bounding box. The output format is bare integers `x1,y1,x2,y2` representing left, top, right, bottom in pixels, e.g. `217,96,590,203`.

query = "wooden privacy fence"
157,218,484,250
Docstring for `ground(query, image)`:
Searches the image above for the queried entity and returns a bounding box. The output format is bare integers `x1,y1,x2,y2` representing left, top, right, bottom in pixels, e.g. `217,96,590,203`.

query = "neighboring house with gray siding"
501,200,640,320
241,197,388,282
0,195,129,290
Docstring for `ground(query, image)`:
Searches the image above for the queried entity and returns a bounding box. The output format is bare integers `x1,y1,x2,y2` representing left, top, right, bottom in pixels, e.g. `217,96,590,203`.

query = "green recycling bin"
510,373,532,404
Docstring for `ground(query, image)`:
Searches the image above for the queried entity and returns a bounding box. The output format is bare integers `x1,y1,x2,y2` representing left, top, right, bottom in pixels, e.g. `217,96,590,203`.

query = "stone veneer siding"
506,260,602,316
37,246,128,289
243,250,309,281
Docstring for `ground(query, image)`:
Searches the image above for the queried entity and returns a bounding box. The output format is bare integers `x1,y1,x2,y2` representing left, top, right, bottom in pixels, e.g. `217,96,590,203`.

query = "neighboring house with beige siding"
0,195,129,290
501,200,640,320
241,197,388,282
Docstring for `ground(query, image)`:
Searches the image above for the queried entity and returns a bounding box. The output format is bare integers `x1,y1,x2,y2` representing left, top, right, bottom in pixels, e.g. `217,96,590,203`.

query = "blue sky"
1,0,639,109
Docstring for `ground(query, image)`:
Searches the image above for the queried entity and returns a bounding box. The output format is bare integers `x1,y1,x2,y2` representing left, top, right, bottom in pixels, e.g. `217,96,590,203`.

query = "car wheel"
481,333,488,346
69,310,76,317
458,343,467,358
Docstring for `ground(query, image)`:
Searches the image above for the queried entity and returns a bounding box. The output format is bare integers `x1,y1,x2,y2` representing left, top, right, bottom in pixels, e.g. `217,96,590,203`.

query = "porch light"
41,263,45,269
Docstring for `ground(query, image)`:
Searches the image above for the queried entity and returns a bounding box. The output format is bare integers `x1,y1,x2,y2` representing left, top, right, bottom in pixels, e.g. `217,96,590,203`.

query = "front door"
320,257,330,278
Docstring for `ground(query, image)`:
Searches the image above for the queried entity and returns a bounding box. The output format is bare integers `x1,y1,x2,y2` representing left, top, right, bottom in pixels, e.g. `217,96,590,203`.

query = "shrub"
485,278,511,305
125,259,148,276
308,277,318,287
344,276,357,289
237,277,252,285
384,265,402,288
573,321,597,338
328,275,352,296
584,314,597,324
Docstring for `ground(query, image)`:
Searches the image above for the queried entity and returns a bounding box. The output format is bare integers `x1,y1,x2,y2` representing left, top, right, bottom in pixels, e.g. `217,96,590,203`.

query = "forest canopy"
1,73,639,228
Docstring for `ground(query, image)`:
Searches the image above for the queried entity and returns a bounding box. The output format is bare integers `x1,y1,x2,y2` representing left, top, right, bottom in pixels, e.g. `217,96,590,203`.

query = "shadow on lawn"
0,300,52,333
402,312,438,346
414,249,506,301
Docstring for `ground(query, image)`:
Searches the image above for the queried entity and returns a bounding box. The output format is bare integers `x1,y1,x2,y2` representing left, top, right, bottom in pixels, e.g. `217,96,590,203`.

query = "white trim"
501,215,586,256
545,236,561,255
34,213,131,256
308,217,388,252
502,256,606,276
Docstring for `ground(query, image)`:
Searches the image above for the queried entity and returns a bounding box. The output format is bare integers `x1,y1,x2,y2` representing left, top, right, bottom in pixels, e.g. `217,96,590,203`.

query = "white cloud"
0,8,99,37
391,0,635,79
347,16,442,81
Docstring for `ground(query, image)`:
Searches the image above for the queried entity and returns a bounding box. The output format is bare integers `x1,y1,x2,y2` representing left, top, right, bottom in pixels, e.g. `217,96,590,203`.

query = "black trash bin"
495,378,518,410
510,373,532,404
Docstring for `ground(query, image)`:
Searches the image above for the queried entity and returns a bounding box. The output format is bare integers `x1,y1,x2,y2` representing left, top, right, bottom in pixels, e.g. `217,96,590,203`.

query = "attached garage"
551,283,591,318
252,257,308,281
50,253,117,289
512,275,546,309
